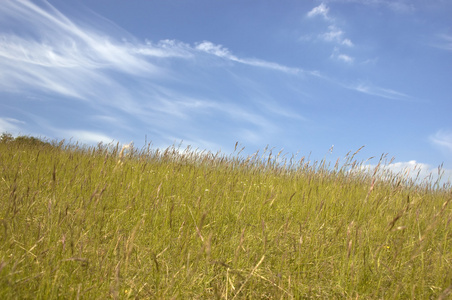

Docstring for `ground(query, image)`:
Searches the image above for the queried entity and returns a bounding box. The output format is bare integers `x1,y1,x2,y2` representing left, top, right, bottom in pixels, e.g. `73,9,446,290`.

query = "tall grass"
0,133,451,299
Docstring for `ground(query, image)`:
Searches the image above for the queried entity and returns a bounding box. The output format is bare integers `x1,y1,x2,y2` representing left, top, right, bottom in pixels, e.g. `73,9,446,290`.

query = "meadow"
0,133,451,299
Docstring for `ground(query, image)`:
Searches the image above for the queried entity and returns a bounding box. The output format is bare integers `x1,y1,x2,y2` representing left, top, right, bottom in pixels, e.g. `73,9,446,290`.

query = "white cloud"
319,26,354,48
0,2,164,101
138,39,194,58
342,39,354,47
306,4,355,63
362,160,452,187
0,2,157,75
384,160,428,176
307,3,331,20
337,54,354,63
196,41,231,58
322,25,344,42
330,47,354,63
320,25,353,47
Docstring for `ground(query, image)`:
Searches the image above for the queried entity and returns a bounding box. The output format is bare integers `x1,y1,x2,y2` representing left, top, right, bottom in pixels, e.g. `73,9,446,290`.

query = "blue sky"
1,0,451,185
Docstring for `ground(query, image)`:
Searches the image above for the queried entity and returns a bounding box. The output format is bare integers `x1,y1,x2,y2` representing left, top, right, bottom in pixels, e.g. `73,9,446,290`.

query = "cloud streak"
0,1,307,102
0,1,163,102
0,1,157,73
195,41,303,74
430,130,452,153
349,83,410,100
58,129,116,145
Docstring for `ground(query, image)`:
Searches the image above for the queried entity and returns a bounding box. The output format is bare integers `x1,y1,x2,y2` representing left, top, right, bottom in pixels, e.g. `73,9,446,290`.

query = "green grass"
0,133,451,299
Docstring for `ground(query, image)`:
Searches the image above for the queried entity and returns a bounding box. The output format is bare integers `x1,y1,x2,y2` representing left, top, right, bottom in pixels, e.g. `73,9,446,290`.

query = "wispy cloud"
342,39,354,47
331,47,354,63
336,54,354,63
0,1,162,101
57,129,117,145
307,3,331,20
432,34,452,51
138,40,194,58
386,1,415,13
349,83,410,100
306,3,354,63
430,130,452,153
322,0,415,13
0,1,158,73
321,25,353,47
0,0,315,149
0,1,307,101
0,117,25,134
195,41,302,74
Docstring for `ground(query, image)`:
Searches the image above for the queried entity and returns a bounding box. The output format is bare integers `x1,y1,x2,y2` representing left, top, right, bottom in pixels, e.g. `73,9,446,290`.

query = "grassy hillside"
0,133,451,299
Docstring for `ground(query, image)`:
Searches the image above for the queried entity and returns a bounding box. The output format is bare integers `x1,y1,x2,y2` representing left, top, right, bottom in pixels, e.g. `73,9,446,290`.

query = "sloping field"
0,134,451,299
